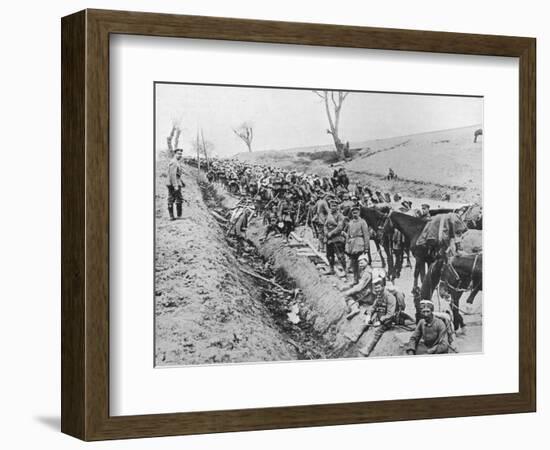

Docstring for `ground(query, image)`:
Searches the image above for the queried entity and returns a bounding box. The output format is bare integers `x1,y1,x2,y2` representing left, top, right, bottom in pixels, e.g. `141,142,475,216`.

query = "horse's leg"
383,239,393,278
418,259,426,285
465,285,481,305
375,240,386,269
413,260,420,290
365,241,373,266
405,247,412,268
394,248,403,279
452,291,466,331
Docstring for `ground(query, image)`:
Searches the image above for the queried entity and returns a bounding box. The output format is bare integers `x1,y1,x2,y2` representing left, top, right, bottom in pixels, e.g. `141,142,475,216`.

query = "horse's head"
440,257,461,288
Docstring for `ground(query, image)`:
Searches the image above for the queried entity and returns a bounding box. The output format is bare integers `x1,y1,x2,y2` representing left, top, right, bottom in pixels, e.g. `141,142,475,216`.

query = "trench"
197,177,425,360
198,178,331,360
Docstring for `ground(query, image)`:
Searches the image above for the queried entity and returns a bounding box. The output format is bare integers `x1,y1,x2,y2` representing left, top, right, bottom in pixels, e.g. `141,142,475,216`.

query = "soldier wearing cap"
419,203,431,220
166,148,185,221
346,206,370,284
406,300,450,355
314,192,331,251
277,193,295,242
341,192,354,211
324,200,347,275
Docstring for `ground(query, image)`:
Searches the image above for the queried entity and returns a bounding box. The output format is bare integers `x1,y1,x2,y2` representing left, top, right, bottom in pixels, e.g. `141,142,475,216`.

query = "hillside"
235,125,483,204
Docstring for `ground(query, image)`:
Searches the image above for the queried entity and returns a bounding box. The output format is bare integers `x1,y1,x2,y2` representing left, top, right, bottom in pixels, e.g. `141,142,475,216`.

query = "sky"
155,82,483,157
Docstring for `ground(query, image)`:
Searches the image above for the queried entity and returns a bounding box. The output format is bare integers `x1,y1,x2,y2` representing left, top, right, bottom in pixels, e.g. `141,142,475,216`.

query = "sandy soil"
155,160,300,366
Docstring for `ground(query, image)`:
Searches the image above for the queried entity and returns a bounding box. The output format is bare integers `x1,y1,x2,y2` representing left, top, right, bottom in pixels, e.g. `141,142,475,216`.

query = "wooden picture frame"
61,9,536,441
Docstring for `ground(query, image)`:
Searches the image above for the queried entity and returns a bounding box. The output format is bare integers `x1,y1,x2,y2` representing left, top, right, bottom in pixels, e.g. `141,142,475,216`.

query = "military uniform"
324,211,347,273
406,316,449,354
166,156,185,219
278,198,295,239
346,216,370,284
360,288,397,356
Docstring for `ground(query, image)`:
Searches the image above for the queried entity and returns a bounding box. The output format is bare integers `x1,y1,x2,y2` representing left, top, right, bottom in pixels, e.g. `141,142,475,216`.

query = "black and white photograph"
154,82,483,367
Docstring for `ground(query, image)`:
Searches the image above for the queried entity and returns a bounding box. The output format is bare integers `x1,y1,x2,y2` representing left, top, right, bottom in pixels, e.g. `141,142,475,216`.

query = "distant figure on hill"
386,168,397,180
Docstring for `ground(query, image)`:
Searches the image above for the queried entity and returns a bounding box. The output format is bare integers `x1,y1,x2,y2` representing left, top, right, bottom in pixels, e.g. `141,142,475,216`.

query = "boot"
168,206,175,221
176,203,183,218
346,302,361,321
344,323,368,342
358,345,371,357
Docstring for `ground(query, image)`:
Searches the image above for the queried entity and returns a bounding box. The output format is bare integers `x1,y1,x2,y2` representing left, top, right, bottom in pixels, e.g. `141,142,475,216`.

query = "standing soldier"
324,201,347,276
278,193,295,242
166,148,185,221
315,192,331,251
346,206,370,285
338,167,350,190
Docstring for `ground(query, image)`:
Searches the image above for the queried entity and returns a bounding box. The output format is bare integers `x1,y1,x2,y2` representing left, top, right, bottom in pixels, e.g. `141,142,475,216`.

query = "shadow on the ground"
34,415,60,431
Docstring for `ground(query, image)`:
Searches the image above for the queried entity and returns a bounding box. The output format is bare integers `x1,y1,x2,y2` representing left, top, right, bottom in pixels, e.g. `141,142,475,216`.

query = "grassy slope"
235,125,483,204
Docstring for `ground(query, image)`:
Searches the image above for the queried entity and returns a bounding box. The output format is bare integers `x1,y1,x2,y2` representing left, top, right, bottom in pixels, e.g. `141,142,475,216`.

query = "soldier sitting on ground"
406,300,450,355
358,273,398,356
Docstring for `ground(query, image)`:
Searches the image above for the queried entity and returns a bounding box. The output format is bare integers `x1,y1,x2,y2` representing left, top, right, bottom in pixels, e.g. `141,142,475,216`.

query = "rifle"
263,193,279,212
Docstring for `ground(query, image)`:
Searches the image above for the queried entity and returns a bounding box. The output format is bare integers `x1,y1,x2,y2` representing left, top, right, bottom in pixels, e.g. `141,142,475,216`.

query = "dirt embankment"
246,221,412,358
213,185,410,358
155,162,301,365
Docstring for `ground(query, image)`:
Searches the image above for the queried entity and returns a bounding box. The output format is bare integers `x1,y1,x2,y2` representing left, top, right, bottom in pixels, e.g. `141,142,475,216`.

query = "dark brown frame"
61,9,536,441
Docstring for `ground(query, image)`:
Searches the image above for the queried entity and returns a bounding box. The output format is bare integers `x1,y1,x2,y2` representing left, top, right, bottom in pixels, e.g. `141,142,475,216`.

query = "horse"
431,205,482,230
419,253,482,330
383,211,431,288
458,204,483,230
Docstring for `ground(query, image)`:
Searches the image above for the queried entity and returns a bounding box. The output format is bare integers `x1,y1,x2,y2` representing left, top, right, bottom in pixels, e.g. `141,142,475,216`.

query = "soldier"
419,203,431,220
314,192,331,251
166,148,185,221
346,206,370,285
343,257,373,320
278,193,295,242
340,192,354,211
338,167,350,190
357,272,398,356
324,201,347,276
406,300,450,355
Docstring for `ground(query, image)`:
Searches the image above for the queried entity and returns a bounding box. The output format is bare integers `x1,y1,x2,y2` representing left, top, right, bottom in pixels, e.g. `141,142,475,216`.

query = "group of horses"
354,204,483,330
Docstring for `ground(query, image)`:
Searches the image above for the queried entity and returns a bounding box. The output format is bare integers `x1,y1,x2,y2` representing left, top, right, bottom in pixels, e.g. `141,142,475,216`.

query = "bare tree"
191,129,215,169
166,118,182,154
232,122,254,152
312,90,351,159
